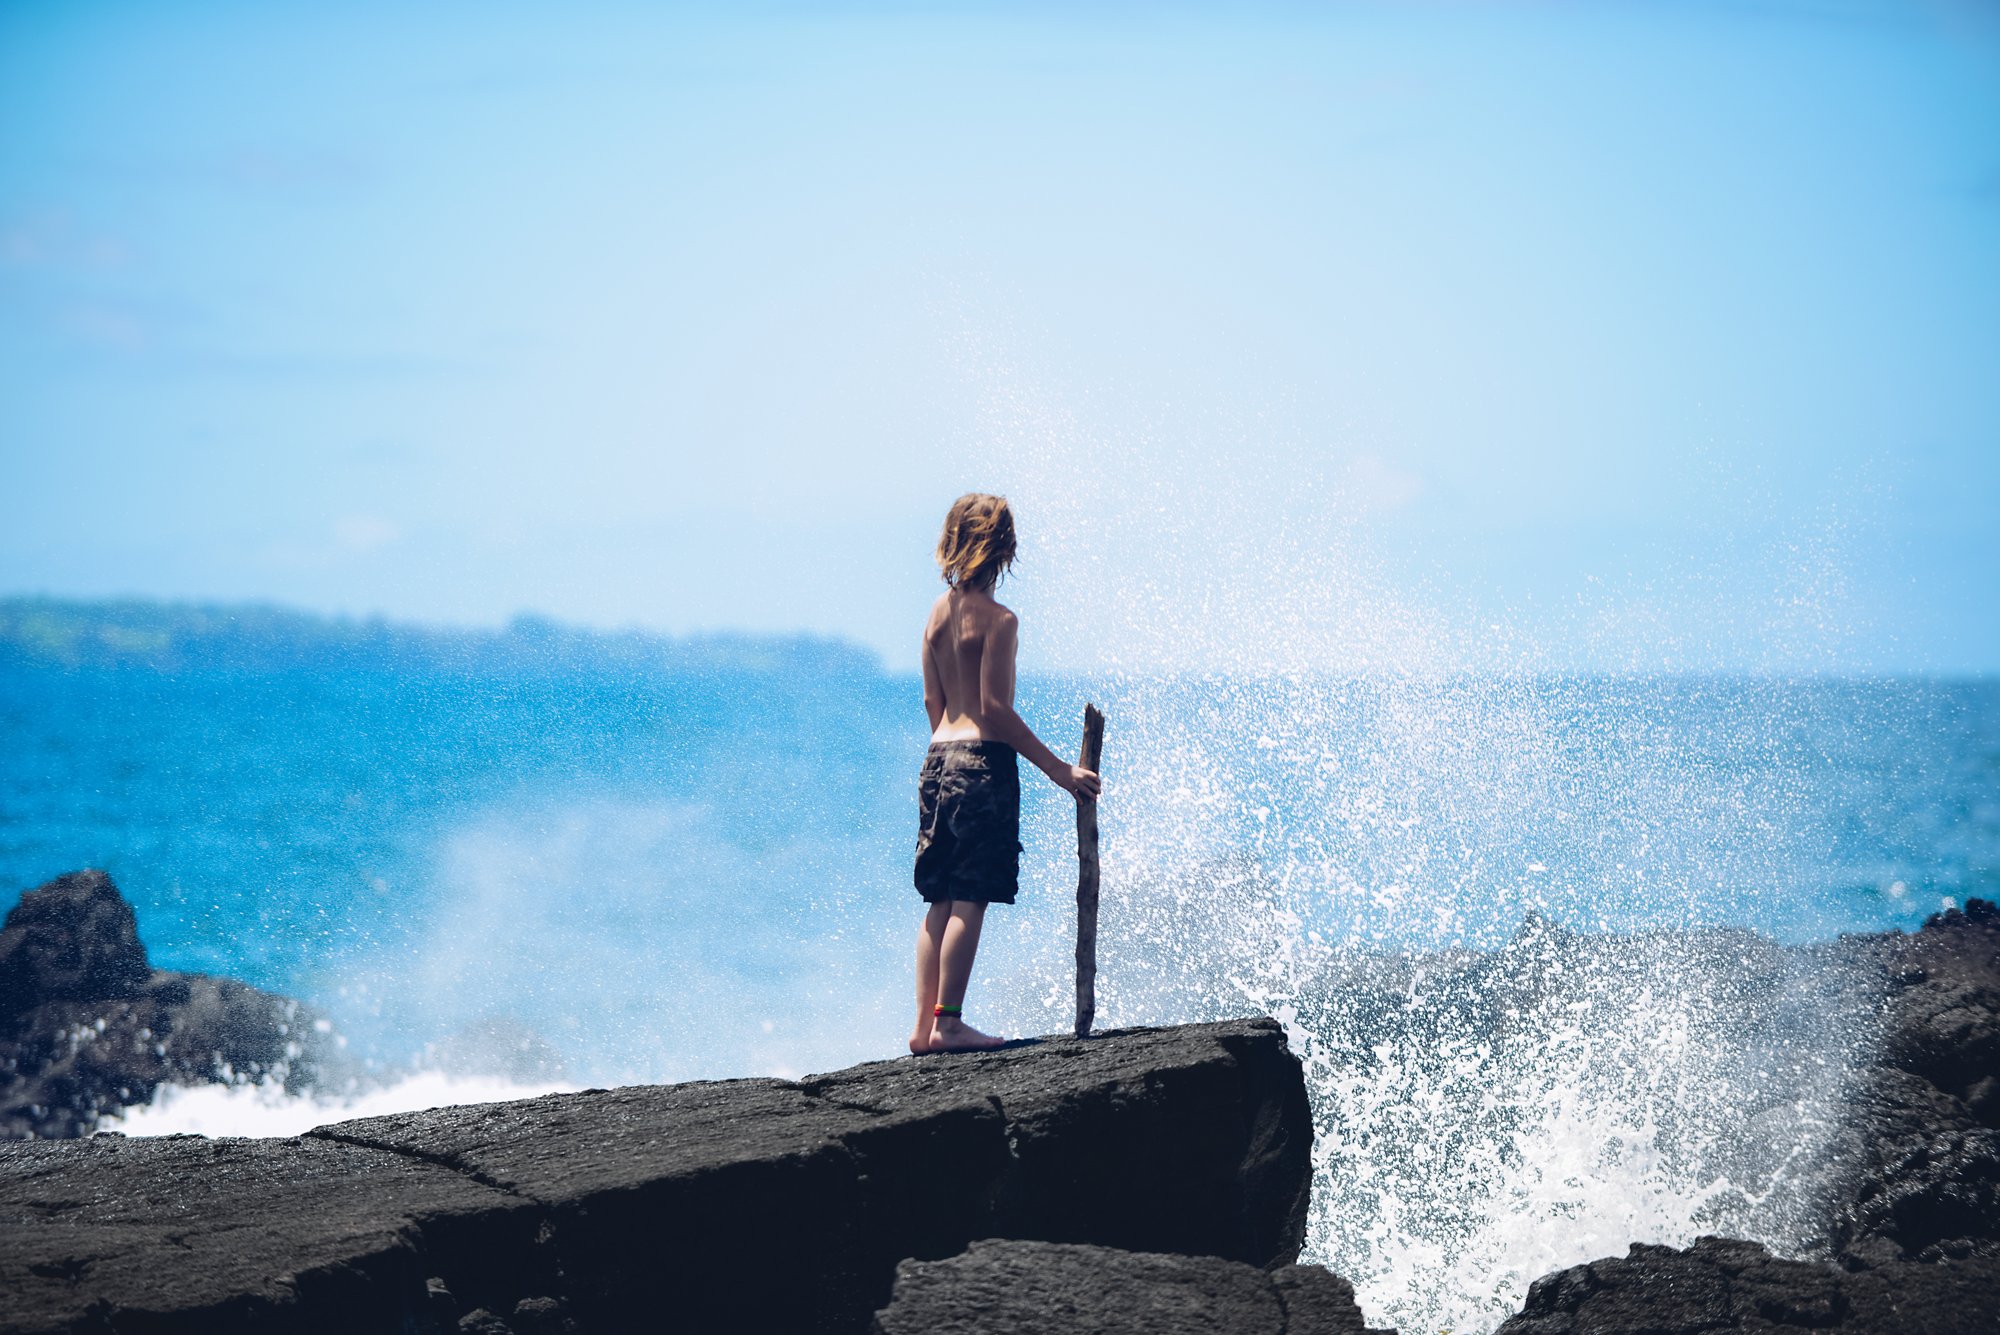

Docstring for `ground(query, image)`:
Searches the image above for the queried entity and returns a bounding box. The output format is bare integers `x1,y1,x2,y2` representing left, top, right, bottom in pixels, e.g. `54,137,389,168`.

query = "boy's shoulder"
934,588,1017,623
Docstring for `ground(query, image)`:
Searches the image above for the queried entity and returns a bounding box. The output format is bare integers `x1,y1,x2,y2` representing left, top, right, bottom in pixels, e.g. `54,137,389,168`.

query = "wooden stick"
1074,702,1105,1039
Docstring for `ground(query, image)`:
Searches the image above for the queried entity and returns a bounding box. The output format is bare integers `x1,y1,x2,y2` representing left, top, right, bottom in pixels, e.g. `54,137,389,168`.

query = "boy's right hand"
1066,766,1102,801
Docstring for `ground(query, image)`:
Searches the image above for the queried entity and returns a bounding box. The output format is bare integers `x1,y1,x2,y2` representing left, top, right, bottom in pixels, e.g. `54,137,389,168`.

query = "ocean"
3,659,1995,1331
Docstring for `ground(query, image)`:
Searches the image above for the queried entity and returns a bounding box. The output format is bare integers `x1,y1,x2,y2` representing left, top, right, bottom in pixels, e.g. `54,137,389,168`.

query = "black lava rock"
0,871,151,1019
1495,1234,2000,1334
871,1239,1395,1335
1,871,345,1139
1,1018,1312,1334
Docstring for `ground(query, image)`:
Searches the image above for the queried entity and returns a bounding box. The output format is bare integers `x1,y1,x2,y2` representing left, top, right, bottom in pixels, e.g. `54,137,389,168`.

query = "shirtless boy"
911,493,1101,1055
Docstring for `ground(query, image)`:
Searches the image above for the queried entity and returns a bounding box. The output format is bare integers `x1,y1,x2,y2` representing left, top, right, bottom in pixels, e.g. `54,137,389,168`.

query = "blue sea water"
4,661,1997,1331
0,662,930,1080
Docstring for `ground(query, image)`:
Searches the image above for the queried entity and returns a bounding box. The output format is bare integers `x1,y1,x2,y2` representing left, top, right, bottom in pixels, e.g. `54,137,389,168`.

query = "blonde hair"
935,493,1017,591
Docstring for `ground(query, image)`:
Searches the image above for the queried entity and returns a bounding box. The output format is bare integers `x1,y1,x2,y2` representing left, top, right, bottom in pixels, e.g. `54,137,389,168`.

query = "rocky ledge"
1,1015,1314,1334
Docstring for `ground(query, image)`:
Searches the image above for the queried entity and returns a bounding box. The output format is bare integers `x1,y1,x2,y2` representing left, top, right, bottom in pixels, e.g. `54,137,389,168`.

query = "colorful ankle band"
934,1004,962,1018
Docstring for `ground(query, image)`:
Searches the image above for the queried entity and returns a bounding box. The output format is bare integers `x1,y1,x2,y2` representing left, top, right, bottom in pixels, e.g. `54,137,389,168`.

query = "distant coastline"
0,596,882,678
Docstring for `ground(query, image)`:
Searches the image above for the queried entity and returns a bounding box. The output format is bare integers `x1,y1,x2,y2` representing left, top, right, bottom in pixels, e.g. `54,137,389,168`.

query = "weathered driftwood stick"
1074,702,1106,1039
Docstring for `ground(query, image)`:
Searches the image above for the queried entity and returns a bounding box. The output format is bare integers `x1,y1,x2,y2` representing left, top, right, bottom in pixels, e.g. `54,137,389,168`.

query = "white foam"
101,1072,576,1140
1290,947,1855,1334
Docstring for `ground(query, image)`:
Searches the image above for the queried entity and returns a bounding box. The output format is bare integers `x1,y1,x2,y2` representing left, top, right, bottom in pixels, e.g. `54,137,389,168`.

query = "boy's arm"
921,634,945,734
979,615,1101,798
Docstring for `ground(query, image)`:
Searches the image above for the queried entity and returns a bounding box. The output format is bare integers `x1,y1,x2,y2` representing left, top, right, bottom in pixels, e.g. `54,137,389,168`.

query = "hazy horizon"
8,591,2000,681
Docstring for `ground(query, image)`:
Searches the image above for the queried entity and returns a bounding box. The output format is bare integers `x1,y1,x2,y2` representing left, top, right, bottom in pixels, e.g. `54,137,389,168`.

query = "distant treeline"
0,597,881,677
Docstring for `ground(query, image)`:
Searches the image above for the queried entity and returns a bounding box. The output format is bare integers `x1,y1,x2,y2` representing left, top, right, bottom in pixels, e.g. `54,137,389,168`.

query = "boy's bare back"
922,586,1018,743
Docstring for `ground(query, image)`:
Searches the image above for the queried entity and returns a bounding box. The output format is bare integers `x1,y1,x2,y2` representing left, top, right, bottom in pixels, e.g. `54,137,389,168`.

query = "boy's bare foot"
908,1030,932,1056
927,1017,1006,1052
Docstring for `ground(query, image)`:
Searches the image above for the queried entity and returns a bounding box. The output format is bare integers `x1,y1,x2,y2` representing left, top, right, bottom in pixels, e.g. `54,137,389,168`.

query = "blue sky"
2,1,1995,672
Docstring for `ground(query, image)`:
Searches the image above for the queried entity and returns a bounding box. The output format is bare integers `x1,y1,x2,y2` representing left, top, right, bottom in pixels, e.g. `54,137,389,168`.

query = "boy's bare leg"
911,900,951,1054
929,900,1006,1051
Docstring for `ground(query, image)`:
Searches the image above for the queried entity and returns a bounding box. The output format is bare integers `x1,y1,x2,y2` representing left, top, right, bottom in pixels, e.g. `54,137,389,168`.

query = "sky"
2,1,1995,673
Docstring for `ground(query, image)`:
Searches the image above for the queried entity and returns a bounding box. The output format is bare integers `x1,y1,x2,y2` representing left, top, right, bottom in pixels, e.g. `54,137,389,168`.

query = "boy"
911,493,1101,1054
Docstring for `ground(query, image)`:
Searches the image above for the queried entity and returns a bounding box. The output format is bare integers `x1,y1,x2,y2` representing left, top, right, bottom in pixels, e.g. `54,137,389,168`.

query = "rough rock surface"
0,1017,1311,1334
876,1239,1392,1335
1823,900,2000,1265
0,1132,530,1335
871,1239,1393,1335
1874,901,2000,1129
1,871,343,1139
1495,1235,2000,1335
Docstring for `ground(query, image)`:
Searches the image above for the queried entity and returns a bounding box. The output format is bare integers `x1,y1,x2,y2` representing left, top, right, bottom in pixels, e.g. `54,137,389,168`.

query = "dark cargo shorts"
914,740,1022,905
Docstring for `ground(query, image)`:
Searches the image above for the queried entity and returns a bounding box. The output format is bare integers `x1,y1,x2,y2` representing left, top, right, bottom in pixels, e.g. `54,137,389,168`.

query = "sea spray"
1283,924,1865,1333
974,670,1883,1332
945,336,1916,1327
340,793,910,1085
